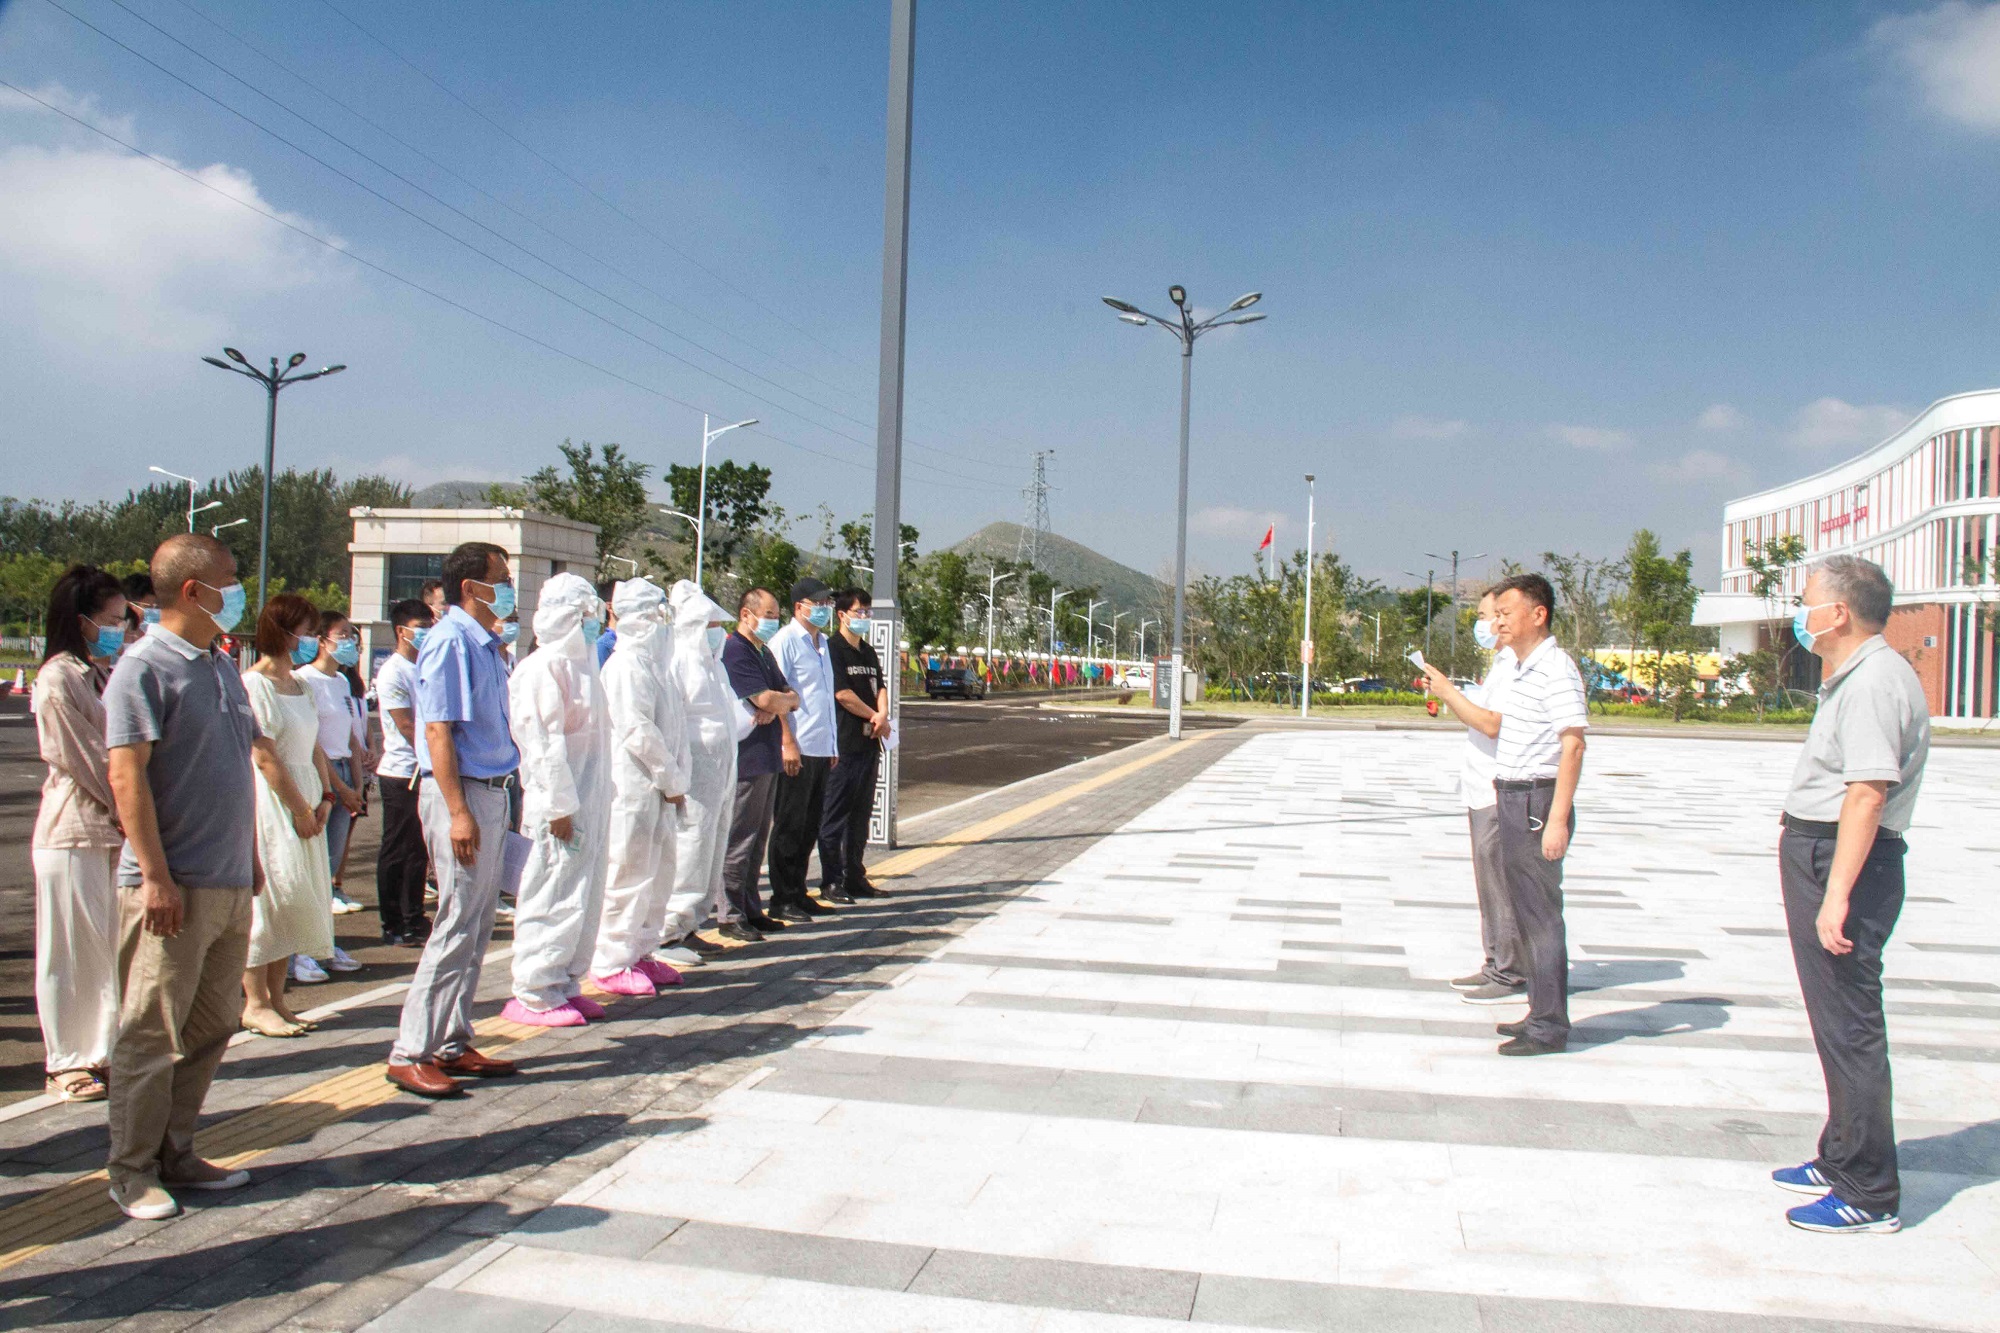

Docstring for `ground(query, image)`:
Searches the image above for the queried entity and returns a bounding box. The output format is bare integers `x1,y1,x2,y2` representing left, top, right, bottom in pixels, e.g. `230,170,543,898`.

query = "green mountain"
948,521,1167,622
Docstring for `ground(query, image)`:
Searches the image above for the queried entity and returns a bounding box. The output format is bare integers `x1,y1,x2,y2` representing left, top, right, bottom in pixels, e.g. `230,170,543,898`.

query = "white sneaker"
495,900,516,922
652,943,702,967
331,891,364,915
109,1180,181,1221
324,946,363,973
290,954,329,984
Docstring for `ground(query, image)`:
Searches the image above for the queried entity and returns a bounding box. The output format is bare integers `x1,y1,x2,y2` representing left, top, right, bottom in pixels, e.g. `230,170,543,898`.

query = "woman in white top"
299,611,366,922
241,593,339,1038
29,566,128,1102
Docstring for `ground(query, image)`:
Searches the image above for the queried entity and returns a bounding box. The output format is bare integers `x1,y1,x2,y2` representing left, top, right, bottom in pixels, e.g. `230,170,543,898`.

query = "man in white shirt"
1425,573,1587,1054
1425,592,1526,1005
373,599,433,946
765,577,839,922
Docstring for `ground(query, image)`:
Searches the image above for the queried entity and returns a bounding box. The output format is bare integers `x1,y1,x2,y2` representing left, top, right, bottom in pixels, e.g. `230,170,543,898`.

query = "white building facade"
1693,389,2000,722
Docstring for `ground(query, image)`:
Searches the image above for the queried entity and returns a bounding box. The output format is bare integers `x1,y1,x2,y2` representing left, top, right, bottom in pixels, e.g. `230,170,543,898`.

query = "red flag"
1257,524,1274,552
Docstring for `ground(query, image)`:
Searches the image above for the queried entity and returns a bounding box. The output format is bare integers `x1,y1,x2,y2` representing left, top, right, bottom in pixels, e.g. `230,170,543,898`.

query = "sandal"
47,1069,108,1102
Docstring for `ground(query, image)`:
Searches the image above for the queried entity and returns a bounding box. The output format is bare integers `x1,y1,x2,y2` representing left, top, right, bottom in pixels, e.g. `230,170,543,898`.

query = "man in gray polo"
1768,555,1928,1234
103,534,260,1220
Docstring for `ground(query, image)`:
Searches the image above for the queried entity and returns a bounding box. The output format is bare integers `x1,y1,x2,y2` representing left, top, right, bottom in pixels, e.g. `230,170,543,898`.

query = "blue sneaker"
1786,1193,1901,1234
1771,1162,1831,1195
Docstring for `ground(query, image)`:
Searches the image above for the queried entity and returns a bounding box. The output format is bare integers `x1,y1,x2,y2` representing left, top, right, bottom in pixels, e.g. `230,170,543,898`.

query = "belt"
460,773,517,791
1781,812,1904,843
1492,777,1557,792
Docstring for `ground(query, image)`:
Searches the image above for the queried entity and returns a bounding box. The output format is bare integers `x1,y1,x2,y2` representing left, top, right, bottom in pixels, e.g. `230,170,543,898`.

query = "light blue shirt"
771,618,836,759
414,605,521,779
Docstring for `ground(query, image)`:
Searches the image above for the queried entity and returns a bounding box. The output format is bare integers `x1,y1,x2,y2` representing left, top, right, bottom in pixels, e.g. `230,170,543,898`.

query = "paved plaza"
1,727,1996,1331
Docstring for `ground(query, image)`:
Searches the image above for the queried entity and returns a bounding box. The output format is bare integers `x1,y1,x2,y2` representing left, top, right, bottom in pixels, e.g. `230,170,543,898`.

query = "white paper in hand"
1407,649,1427,670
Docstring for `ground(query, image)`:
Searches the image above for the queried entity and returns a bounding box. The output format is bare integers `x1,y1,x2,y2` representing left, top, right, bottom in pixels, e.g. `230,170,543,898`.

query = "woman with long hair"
30,565,127,1101
298,610,368,974
240,593,338,1037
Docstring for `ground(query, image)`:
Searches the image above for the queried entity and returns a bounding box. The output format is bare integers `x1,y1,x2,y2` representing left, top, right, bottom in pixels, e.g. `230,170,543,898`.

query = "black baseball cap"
789,577,831,606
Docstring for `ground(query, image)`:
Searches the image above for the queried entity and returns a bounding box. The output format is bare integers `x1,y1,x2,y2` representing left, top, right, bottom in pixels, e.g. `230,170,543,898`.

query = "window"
387,553,444,605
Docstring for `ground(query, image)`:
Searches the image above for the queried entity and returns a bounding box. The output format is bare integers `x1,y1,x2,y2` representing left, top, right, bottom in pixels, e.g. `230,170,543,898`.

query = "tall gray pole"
257,364,278,609
1447,549,1459,667
1169,342,1191,740
867,0,915,850
1300,474,1314,719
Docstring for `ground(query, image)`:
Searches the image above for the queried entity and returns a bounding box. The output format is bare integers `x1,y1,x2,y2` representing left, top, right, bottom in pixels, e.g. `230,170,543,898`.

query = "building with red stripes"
1693,389,2000,722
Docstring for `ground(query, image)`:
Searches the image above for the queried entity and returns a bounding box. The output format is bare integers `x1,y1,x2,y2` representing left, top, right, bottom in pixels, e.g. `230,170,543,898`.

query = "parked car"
1114,666,1153,690
1338,676,1393,694
924,666,988,700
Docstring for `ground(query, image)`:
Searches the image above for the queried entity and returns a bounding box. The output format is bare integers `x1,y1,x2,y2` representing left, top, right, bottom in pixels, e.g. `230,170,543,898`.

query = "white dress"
244,673,335,968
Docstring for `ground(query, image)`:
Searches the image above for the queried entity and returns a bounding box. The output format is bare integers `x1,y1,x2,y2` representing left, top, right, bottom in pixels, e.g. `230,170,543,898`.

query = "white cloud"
0,81,137,140
1647,449,1749,485
1549,423,1632,451
1390,414,1468,440
1190,504,1281,538
1696,403,1748,432
0,94,346,357
1873,1,2000,132
1783,397,1910,453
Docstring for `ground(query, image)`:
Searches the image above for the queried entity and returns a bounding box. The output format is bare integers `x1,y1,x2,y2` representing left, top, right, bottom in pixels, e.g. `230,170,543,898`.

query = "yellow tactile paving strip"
0,730,1216,1273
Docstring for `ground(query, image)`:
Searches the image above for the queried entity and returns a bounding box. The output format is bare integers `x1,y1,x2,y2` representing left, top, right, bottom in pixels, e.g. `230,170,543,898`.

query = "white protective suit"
591,579,694,975
663,580,744,935
507,573,613,1011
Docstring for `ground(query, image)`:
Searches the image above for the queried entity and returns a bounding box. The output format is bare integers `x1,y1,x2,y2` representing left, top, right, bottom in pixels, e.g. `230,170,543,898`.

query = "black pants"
1781,827,1905,1214
375,776,429,936
821,746,880,892
1494,782,1570,1044
767,755,832,908
723,773,777,922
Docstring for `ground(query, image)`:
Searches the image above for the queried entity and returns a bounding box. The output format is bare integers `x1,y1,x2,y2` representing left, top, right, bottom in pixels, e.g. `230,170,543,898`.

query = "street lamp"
1403,568,1438,662
1102,285,1267,738
980,567,1016,674
211,517,249,539
1301,474,1315,719
691,414,757,586
1424,548,1488,670
1109,610,1129,665
148,465,212,533
1049,588,1071,661
1138,617,1158,661
202,348,345,607
1079,597,1106,662
603,553,639,577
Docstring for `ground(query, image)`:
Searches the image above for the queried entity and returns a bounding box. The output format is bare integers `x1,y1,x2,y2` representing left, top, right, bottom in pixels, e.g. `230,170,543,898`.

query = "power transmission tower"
1017,449,1055,570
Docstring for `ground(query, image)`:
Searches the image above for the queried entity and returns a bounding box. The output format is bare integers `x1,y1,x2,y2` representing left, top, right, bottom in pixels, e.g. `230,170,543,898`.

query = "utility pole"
868,0,915,849
1403,568,1438,662
982,566,1016,678
1425,547,1487,673
1049,588,1070,662
1301,474,1315,718
1017,449,1055,570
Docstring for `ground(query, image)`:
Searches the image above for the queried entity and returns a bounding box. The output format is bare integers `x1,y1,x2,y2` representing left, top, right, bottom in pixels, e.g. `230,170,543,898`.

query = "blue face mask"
408,627,429,652
1473,618,1498,651
90,621,125,659
291,635,320,666
707,626,727,655
476,580,516,619
754,617,781,642
847,615,872,637
332,639,360,667
582,617,603,643
1792,602,1834,653
499,621,520,646
196,580,247,633
807,604,833,630
142,607,161,626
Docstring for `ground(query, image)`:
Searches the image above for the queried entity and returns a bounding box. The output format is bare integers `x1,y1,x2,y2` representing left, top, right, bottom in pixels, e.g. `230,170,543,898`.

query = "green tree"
1614,529,1701,715
1727,647,1782,721
515,440,651,570
1744,533,1808,693
665,459,773,568
735,533,801,605
0,552,64,636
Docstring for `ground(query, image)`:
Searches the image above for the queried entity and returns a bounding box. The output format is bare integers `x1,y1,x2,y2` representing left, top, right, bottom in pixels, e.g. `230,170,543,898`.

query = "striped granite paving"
373,732,2000,1333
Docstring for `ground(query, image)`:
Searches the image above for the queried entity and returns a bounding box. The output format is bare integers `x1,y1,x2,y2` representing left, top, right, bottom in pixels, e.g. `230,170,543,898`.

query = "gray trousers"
1494,783,1570,1044
722,773,778,923
391,781,508,1065
1467,806,1525,987
1781,827,1905,1214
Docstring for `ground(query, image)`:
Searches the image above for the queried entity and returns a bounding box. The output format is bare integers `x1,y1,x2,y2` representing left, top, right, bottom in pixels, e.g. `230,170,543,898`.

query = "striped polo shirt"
1494,634,1589,781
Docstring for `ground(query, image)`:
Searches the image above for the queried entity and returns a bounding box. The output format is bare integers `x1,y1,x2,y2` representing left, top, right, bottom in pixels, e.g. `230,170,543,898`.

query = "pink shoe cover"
500,998,586,1027
590,968,656,997
566,995,607,1020
635,958,683,988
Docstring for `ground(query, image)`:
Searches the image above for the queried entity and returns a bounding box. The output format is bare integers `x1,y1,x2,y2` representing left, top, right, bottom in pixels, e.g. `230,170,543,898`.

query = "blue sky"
3,0,1997,589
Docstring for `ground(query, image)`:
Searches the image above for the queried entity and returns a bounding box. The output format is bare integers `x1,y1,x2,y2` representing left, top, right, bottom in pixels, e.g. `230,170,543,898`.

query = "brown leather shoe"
436,1049,517,1079
384,1061,462,1098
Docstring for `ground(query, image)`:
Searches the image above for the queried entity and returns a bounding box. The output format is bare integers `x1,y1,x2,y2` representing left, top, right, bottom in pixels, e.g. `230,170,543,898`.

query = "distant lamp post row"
1102,286,1266,739
202,348,345,608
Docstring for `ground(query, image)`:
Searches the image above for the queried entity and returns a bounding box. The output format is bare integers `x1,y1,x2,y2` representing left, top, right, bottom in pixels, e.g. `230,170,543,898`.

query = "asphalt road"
0,689,1234,1102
